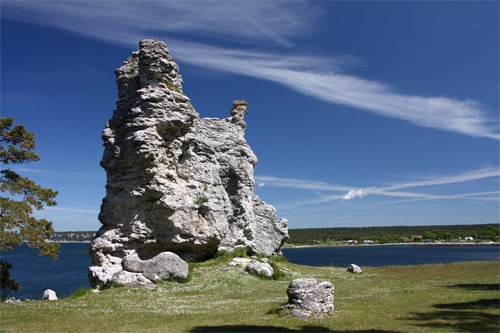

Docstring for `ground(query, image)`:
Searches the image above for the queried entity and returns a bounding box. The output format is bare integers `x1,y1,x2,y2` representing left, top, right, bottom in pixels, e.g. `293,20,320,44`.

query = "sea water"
2,243,498,300
282,244,499,267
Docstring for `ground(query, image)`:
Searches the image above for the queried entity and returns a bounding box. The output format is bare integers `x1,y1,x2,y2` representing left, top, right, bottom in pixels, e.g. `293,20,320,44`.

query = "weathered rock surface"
42,289,58,301
246,260,274,277
347,263,362,274
285,278,334,318
111,270,152,287
122,251,188,281
88,39,288,286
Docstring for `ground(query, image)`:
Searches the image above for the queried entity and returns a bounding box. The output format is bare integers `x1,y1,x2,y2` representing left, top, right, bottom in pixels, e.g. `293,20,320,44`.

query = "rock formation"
88,40,288,286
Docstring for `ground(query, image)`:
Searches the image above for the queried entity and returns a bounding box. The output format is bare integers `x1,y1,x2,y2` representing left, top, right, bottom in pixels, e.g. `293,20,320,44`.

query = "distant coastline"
285,242,500,249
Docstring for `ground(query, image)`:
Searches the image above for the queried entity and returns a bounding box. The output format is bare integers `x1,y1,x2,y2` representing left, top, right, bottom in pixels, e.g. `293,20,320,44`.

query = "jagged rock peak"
89,39,288,286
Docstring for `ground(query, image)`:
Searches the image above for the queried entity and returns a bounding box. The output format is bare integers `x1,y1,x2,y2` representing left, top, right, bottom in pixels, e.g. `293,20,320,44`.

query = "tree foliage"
288,224,500,245
0,117,59,295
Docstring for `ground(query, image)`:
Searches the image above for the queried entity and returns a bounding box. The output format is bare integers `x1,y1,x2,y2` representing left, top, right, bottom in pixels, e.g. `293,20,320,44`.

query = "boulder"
42,289,58,301
111,270,152,286
88,265,122,285
246,260,274,278
122,252,189,281
347,264,362,274
88,39,288,286
285,278,334,318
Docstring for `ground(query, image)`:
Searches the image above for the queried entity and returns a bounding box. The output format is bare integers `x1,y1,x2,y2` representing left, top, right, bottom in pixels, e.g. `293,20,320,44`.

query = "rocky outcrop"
88,40,288,286
284,278,334,318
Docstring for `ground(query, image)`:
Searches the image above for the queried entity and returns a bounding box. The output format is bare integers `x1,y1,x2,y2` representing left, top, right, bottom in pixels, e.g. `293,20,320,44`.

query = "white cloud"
1,0,320,47
11,167,104,179
254,176,352,192
258,182,266,187
342,187,376,200
172,43,498,140
44,207,99,214
257,167,500,207
2,1,498,139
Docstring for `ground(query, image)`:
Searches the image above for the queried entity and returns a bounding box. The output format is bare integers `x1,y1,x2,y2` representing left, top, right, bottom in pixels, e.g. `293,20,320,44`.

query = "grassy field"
1,258,498,332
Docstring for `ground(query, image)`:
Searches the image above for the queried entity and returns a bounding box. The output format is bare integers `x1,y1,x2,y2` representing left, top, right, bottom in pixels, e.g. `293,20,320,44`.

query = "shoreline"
284,242,500,249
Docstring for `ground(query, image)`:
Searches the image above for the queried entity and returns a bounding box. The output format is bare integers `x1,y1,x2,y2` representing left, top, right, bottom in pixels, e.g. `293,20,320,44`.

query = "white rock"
42,289,58,301
246,260,274,277
285,278,334,318
347,264,363,274
89,40,288,286
122,252,189,281
111,270,152,286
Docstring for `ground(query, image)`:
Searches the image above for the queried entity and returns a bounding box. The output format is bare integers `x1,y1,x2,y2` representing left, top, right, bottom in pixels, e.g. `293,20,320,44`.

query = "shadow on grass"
406,282,500,331
189,326,399,332
407,310,499,332
433,298,499,310
445,283,500,291
408,297,499,332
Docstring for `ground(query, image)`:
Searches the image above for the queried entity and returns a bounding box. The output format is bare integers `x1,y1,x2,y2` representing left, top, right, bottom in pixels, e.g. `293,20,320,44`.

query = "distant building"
364,240,374,244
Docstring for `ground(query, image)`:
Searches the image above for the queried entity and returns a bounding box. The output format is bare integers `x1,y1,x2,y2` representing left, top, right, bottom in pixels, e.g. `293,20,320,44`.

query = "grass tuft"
68,287,91,299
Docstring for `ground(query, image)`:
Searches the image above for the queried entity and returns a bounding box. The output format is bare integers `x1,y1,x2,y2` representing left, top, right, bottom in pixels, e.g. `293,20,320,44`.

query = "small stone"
261,258,269,263
246,260,274,277
42,289,58,301
347,264,362,274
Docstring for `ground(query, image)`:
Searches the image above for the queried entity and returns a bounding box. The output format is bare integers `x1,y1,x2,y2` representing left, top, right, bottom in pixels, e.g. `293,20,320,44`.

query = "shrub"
246,261,287,281
214,250,233,264
101,282,124,290
69,287,91,299
233,247,248,258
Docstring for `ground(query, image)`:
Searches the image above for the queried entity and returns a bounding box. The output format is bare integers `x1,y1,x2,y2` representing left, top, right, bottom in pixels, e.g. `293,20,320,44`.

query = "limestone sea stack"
89,40,288,286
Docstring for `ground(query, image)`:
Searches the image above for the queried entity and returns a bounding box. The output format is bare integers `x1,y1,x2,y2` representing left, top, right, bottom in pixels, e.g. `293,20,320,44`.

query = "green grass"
68,287,92,299
1,261,498,332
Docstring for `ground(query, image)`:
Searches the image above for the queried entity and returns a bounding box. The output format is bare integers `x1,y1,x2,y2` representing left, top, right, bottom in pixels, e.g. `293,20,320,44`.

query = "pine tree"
0,117,59,296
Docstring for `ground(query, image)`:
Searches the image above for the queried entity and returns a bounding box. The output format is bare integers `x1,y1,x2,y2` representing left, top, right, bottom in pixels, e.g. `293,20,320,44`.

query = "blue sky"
1,1,498,231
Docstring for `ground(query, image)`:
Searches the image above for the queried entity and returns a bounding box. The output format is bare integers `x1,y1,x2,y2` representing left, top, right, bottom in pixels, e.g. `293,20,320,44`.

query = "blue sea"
2,243,498,301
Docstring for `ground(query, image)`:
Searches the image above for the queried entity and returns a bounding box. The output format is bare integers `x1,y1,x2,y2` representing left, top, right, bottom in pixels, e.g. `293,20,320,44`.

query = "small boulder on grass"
42,289,58,301
347,264,362,274
246,260,274,278
284,278,334,318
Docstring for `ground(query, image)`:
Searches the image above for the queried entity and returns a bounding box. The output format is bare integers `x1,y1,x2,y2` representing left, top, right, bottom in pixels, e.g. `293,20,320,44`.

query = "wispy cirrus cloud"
2,1,498,139
1,0,319,47
171,43,499,140
255,167,500,207
11,167,105,180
